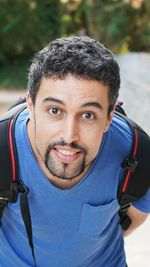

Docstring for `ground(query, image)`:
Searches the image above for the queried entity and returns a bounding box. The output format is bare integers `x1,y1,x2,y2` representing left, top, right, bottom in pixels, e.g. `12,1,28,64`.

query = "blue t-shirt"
0,109,150,267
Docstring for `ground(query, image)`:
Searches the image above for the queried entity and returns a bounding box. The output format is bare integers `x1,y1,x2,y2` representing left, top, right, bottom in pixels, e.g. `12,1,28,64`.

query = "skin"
26,74,148,234
26,74,114,189
125,205,148,236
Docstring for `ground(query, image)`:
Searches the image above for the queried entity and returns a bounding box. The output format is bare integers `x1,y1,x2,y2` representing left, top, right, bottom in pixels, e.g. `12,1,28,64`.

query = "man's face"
27,75,113,188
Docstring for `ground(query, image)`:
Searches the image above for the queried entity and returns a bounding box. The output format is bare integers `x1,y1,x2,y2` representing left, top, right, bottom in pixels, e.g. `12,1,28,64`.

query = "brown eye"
82,112,94,120
49,108,61,115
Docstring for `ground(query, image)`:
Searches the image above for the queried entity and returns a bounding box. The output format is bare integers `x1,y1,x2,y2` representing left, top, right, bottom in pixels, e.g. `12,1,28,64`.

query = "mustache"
46,140,87,153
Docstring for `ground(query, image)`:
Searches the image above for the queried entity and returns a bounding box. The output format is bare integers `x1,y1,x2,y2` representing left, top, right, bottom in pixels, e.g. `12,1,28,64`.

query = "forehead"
36,75,109,109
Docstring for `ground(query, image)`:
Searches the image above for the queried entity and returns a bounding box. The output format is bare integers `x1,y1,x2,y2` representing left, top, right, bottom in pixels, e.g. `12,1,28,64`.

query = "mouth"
52,146,82,163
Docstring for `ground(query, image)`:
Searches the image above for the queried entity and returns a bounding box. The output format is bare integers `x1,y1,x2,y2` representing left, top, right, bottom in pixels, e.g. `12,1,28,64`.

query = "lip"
52,148,81,163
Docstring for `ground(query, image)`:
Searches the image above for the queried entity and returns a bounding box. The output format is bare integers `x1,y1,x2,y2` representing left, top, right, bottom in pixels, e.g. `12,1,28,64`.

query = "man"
0,36,150,267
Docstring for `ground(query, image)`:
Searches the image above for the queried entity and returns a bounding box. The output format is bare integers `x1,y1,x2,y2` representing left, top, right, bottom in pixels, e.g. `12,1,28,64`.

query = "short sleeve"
132,188,150,213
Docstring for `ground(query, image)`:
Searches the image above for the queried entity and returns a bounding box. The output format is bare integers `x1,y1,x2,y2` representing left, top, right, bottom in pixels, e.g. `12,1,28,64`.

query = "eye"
49,107,61,115
81,112,94,120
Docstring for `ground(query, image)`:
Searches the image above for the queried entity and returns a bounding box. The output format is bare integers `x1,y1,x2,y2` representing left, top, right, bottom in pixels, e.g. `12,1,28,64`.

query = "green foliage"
1,0,150,89
85,0,150,53
1,0,150,62
0,0,61,63
61,0,89,36
0,59,29,89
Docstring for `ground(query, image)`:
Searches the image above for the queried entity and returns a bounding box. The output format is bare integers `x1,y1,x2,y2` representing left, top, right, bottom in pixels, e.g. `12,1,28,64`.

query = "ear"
26,91,34,121
104,108,115,133
26,91,33,112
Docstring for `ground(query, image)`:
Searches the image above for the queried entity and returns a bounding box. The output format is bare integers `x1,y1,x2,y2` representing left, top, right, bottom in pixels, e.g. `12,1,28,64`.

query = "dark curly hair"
27,36,120,114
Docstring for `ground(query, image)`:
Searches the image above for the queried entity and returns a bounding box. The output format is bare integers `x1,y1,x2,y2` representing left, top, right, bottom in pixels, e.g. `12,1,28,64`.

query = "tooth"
58,149,75,156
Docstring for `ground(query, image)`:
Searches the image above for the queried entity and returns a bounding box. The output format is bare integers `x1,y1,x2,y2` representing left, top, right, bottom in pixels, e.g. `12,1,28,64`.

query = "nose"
61,116,79,144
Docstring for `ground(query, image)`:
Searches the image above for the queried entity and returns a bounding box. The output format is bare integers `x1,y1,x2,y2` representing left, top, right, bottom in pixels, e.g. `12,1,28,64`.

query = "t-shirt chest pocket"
79,199,120,237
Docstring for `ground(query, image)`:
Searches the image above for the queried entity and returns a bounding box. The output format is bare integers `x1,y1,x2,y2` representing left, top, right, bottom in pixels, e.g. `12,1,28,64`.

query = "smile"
56,148,79,156
52,147,81,162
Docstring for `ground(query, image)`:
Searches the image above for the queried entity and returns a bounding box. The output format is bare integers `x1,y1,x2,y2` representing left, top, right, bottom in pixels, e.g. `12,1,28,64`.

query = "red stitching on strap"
8,119,16,182
133,128,139,156
122,128,139,193
122,170,131,193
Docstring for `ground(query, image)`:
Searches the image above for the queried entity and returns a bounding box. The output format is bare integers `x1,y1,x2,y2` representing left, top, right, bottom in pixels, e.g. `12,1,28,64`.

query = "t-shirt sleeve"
132,188,150,213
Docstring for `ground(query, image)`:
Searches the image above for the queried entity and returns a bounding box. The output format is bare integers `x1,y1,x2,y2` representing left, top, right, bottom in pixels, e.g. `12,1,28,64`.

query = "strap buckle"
18,180,29,194
0,181,28,204
119,202,131,213
0,182,19,203
0,182,19,216
122,156,138,173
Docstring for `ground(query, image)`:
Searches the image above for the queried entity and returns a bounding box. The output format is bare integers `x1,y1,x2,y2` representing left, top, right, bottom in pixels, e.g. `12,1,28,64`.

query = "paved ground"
116,52,150,135
0,53,150,266
125,217,150,267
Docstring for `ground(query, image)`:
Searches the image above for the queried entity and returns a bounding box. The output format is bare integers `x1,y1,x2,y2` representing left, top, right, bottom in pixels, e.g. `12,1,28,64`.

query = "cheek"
82,127,104,157
35,118,62,148
36,115,56,134
34,120,51,148
91,133,104,156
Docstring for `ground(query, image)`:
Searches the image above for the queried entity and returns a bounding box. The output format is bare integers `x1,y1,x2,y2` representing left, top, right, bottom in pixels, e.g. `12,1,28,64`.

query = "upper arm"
123,187,150,236
123,205,149,236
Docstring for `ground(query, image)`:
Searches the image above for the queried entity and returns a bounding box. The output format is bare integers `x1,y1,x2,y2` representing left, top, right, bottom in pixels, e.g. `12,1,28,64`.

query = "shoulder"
111,113,132,139
108,113,132,154
15,108,29,143
15,108,29,130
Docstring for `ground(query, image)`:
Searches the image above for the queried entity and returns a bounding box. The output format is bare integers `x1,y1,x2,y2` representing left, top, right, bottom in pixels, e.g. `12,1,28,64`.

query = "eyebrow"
81,102,103,110
43,97,103,110
43,97,64,105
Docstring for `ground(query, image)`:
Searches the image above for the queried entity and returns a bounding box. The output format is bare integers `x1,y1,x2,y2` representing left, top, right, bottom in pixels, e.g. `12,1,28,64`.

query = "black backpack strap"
0,103,26,214
20,182,37,267
116,111,150,230
0,102,37,266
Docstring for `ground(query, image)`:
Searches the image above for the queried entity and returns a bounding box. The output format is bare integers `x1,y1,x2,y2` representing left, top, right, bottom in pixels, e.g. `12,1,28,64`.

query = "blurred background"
0,0,150,265
1,0,149,130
